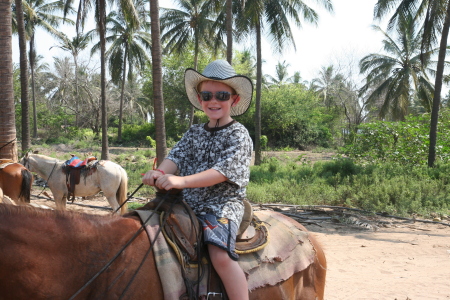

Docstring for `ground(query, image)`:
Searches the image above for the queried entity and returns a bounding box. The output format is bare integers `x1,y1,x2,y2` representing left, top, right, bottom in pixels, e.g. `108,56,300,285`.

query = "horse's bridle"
22,155,30,170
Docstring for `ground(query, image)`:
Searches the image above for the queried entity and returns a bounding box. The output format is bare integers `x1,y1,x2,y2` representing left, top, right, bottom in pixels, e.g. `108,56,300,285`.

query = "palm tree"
29,54,50,116
374,0,450,166
208,0,244,63
14,0,73,138
233,48,256,79
0,0,18,160
359,17,436,121
150,0,167,163
226,0,232,63
43,56,75,107
289,71,308,86
312,65,345,109
96,10,151,141
266,60,291,86
160,0,225,126
41,57,103,133
50,32,91,126
63,0,139,160
98,0,109,160
118,77,149,123
236,0,333,165
12,0,30,152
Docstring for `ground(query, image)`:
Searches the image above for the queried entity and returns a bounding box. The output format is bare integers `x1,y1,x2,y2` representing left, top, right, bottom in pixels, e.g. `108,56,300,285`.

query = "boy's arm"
181,169,227,188
156,159,178,174
155,168,227,190
142,159,178,186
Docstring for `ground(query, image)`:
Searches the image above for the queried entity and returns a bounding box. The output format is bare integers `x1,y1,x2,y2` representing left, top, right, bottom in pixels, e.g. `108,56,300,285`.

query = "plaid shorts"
197,214,239,261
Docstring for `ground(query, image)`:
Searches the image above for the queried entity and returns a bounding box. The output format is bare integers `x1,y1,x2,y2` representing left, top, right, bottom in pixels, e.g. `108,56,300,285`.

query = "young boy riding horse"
142,60,253,300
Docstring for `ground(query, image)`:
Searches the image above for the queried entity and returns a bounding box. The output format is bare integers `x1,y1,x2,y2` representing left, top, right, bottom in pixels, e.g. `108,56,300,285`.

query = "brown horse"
0,204,326,300
0,161,33,203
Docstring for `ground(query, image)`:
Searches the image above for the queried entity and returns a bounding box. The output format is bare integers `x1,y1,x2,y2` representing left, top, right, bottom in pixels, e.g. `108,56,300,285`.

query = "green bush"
343,110,450,165
236,84,336,150
260,135,268,150
248,157,450,218
121,123,156,146
146,136,156,148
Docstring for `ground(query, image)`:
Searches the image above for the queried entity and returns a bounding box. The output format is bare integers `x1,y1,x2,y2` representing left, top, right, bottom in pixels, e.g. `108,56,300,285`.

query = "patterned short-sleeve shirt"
166,121,253,226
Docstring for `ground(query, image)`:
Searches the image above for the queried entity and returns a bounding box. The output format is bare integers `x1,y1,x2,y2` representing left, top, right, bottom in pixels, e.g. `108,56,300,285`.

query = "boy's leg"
208,244,249,300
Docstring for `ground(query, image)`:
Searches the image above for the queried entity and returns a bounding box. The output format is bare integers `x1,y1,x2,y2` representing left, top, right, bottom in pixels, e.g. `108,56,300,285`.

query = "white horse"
21,153,128,214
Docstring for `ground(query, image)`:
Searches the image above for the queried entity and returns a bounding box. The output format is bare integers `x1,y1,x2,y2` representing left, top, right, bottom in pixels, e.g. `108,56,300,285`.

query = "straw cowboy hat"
184,59,253,117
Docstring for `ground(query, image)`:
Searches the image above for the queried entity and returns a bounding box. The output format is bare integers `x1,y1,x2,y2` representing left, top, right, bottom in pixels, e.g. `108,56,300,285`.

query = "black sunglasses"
197,90,237,101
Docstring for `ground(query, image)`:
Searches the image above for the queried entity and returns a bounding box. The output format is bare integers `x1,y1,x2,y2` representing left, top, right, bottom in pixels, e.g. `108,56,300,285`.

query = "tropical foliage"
374,0,450,167
95,10,152,141
343,109,450,165
359,14,436,121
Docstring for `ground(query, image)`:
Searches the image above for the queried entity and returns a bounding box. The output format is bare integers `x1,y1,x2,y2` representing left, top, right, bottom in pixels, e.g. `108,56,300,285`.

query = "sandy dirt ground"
28,187,450,300
308,214,450,300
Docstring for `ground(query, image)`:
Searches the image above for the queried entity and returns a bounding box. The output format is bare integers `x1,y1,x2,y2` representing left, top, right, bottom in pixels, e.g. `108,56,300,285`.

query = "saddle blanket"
64,156,97,168
0,161,15,169
137,209,316,299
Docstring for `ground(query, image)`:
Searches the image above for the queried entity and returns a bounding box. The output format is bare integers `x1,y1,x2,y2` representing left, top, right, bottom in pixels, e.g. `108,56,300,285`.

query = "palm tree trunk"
150,0,167,164
74,55,79,127
254,22,262,165
427,0,450,167
99,0,109,160
226,0,232,64
188,29,200,127
15,0,30,153
118,48,128,142
0,0,18,161
29,35,38,138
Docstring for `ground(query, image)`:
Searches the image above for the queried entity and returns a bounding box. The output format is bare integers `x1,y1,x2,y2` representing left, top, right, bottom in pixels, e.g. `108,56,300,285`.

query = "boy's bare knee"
208,245,232,268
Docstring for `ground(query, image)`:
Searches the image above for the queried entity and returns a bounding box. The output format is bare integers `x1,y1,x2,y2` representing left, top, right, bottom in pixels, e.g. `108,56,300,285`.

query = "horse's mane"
0,203,120,223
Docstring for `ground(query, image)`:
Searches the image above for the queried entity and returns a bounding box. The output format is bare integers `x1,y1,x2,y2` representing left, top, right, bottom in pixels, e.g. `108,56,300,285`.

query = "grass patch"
128,202,147,210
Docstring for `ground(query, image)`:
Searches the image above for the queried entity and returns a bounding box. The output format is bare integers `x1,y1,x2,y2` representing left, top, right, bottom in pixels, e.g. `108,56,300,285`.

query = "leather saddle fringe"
141,192,201,263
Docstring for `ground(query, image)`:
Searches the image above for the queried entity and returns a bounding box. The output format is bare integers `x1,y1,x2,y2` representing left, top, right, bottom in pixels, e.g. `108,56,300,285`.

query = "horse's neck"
32,156,61,180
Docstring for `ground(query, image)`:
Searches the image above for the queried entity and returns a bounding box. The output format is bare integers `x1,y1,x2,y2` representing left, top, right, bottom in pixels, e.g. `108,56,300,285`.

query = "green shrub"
237,84,337,150
248,157,450,218
121,123,156,146
260,135,268,150
146,136,156,148
343,110,450,165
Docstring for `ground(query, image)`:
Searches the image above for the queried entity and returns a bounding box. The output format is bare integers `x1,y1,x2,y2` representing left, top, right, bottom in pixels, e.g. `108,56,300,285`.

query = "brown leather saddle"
138,189,269,263
61,156,97,202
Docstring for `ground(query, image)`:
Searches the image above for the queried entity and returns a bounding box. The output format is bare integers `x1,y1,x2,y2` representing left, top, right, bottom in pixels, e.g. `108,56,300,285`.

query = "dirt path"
309,218,450,299
29,189,450,300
